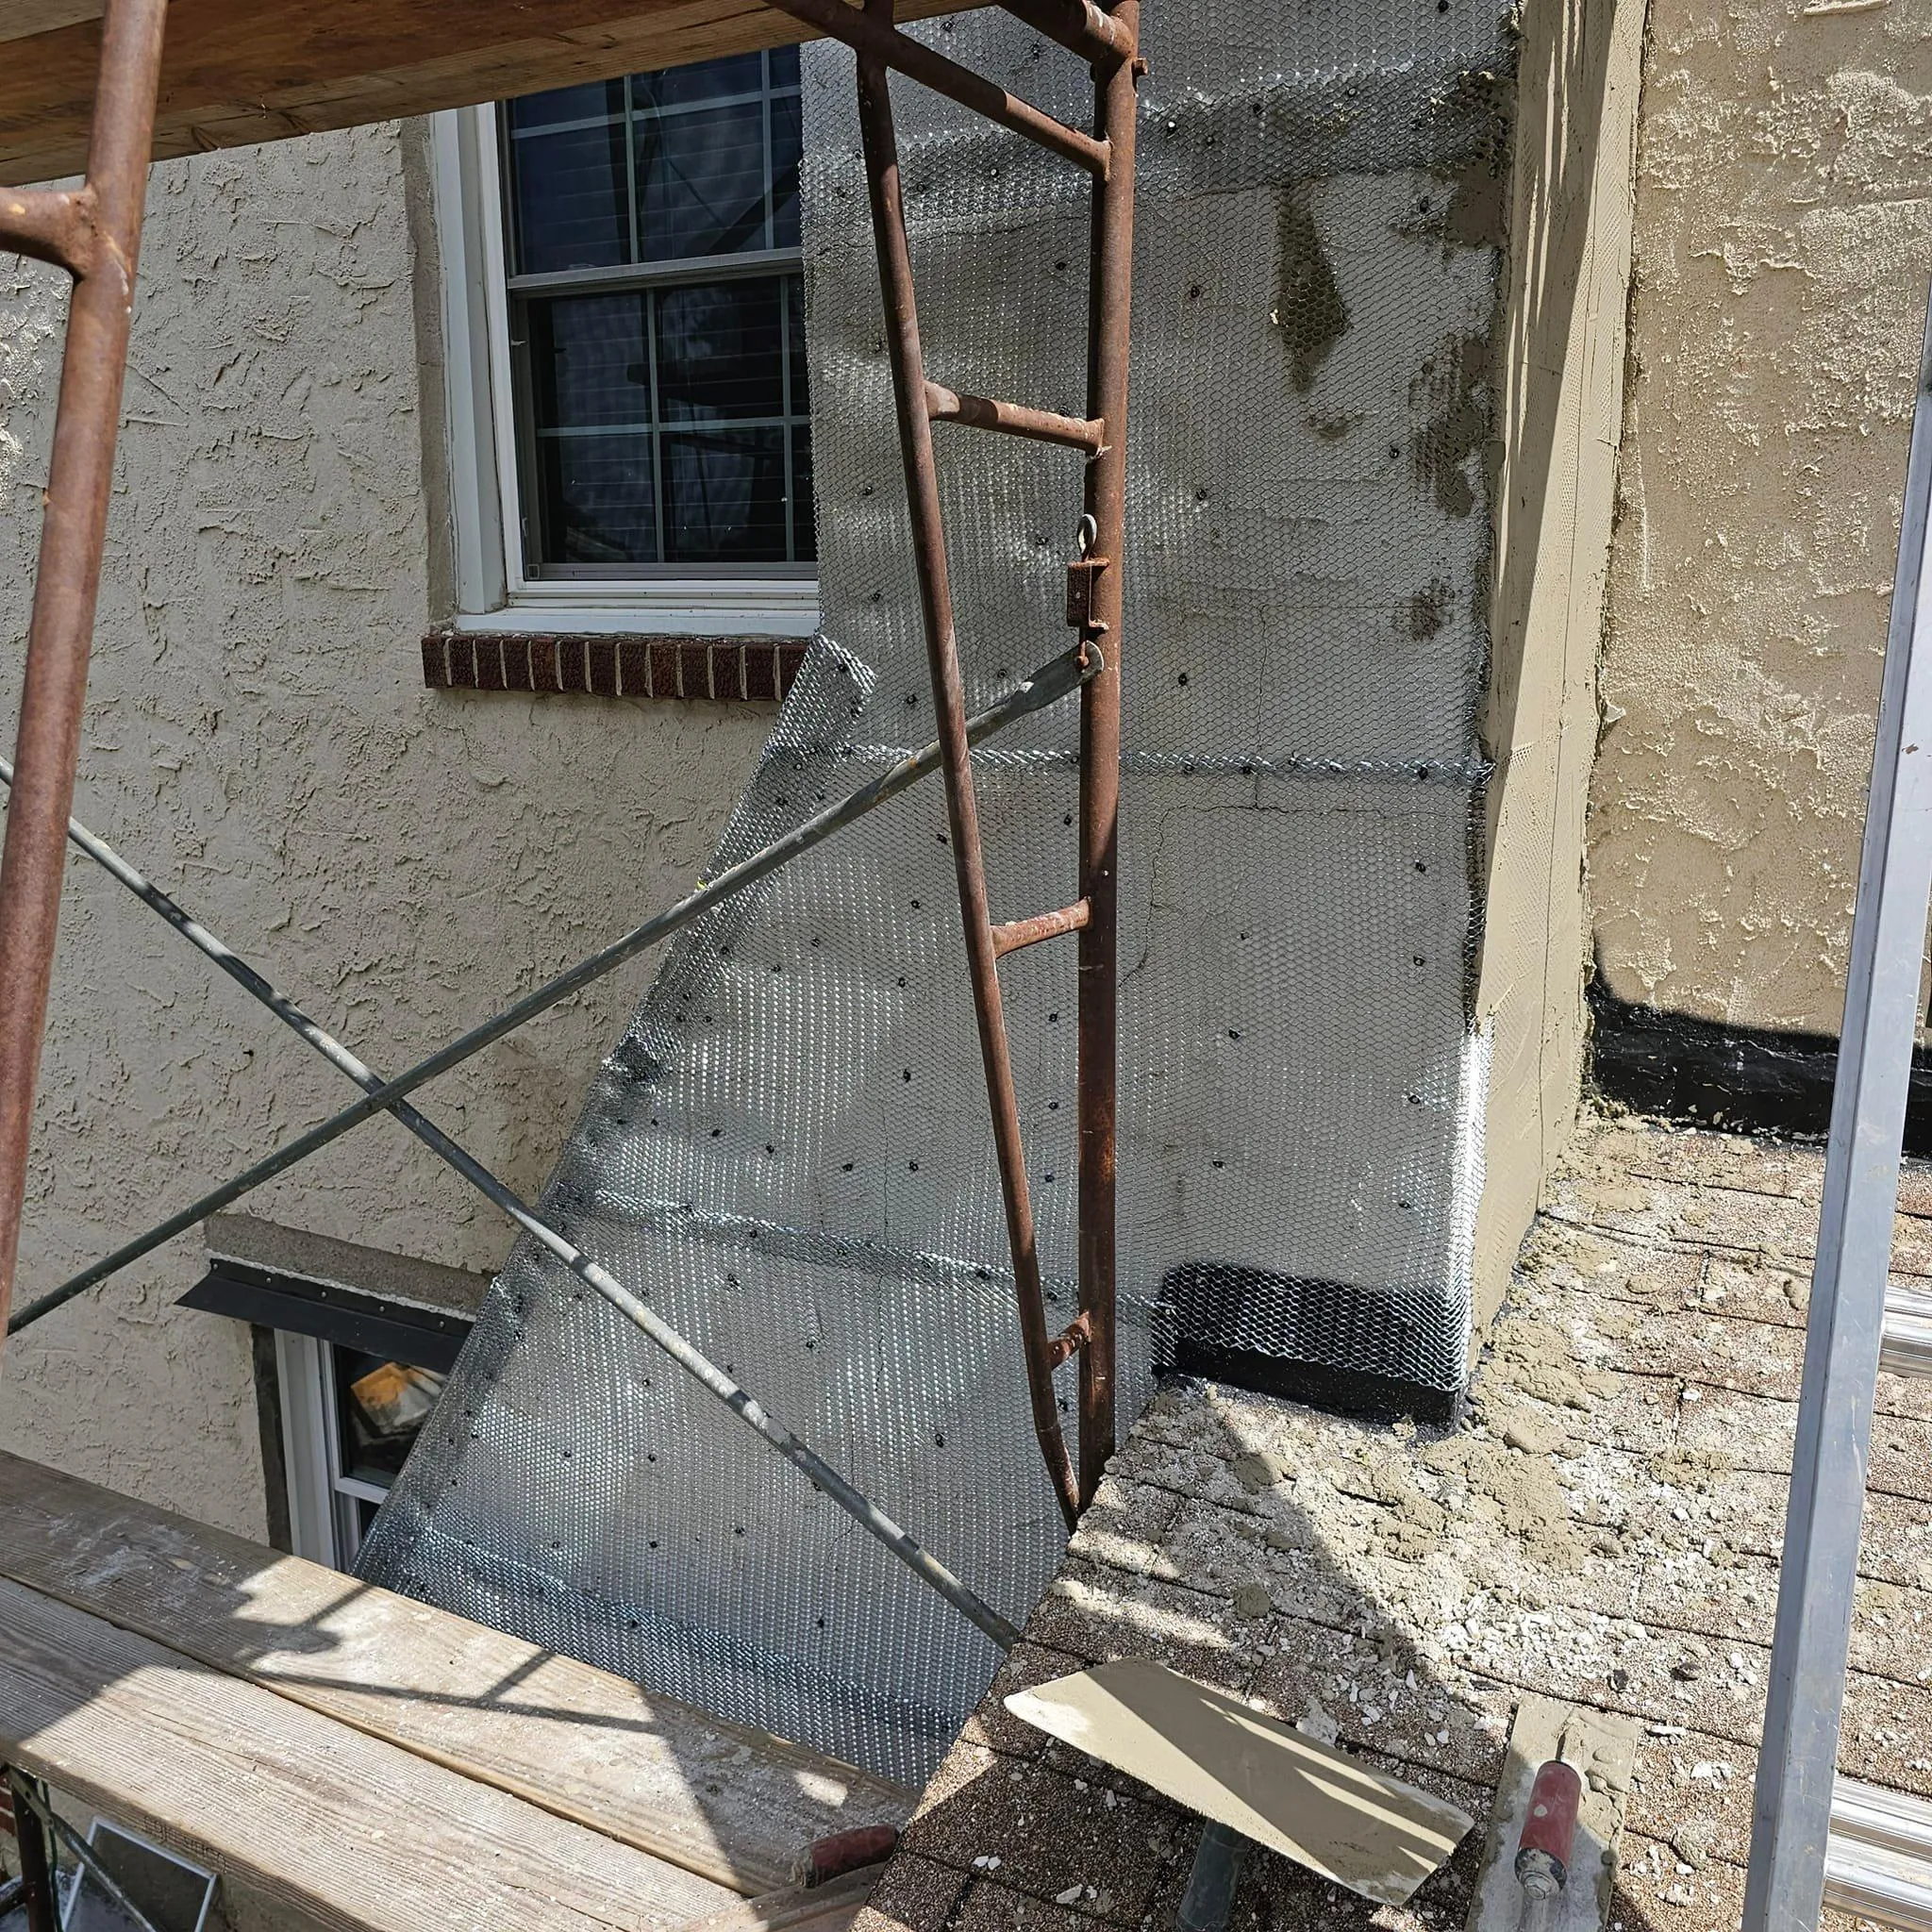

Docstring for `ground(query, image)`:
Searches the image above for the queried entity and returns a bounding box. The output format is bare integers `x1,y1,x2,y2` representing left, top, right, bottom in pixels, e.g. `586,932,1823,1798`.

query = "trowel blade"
1005,1660,1474,1907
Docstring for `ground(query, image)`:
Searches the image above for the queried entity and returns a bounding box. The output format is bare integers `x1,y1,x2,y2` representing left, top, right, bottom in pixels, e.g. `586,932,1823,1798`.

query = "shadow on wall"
1482,0,1627,809
1587,970,1932,1157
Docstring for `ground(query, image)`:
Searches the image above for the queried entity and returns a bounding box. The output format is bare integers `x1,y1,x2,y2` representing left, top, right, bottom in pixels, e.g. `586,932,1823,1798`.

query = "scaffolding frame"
0,0,1139,1654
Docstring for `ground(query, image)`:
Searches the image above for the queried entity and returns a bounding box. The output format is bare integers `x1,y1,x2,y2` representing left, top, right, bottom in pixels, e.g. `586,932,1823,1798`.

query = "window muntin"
499,50,812,578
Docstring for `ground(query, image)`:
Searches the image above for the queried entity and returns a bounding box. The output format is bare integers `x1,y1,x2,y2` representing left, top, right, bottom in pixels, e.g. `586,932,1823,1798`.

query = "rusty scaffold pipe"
0,0,168,1352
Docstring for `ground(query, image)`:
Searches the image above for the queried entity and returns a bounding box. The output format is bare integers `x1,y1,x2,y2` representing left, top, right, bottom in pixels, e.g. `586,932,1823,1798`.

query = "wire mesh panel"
360,0,1513,1784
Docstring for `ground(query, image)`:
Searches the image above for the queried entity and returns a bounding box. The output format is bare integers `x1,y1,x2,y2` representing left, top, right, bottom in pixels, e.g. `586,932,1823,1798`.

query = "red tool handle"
794,1824,900,1888
1515,1758,1583,1892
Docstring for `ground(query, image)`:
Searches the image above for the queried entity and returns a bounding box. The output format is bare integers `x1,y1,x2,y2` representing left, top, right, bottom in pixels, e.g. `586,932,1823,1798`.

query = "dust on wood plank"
0,1573,737,1932
0,1452,912,1893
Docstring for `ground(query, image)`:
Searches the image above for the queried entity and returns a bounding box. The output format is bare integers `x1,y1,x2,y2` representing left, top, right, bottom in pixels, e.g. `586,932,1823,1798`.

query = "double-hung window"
435,49,815,635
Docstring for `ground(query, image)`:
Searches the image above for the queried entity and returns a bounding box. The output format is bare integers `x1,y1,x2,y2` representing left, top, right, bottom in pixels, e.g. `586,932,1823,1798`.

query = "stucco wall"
0,123,771,1541
1472,0,1644,1319
1588,0,1932,1034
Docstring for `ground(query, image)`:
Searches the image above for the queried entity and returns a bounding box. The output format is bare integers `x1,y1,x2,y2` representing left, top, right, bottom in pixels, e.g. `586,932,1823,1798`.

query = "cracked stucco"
0,125,770,1541
1587,0,1932,1034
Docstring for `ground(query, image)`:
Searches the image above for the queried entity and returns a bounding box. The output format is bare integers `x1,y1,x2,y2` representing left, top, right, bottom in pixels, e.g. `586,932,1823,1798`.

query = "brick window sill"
422,631,808,703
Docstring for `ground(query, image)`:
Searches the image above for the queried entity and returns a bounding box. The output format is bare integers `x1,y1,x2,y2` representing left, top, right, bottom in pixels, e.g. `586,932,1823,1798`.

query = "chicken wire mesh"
358,0,1513,1785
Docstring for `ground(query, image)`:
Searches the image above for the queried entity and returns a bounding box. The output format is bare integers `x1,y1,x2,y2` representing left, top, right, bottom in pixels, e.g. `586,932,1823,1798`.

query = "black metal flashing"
180,1259,473,1373
1155,1262,1466,1426
1588,981,1932,1157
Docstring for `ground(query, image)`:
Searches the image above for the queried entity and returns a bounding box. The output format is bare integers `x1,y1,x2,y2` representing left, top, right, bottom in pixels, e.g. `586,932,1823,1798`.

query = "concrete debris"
864,1117,1932,1932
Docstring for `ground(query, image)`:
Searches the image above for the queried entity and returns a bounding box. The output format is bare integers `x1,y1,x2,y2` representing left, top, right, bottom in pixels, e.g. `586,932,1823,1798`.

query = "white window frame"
428,103,820,639
275,1331,407,1571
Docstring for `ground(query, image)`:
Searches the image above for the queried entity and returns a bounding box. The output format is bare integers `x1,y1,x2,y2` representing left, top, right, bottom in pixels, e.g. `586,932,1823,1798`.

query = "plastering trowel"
1004,1660,1474,1922
1463,1696,1640,1932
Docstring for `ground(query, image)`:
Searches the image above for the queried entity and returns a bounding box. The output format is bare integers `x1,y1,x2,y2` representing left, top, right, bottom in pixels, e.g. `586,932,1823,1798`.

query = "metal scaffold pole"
770,0,1141,1520
1742,280,1932,1932
0,0,167,1351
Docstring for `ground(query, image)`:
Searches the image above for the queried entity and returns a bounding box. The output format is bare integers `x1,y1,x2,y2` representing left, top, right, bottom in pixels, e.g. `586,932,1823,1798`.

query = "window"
433,52,818,636
275,1333,449,1569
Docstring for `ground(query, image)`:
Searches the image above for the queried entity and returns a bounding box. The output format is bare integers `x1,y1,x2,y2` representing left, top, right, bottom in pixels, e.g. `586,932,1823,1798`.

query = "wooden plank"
0,1452,913,1894
682,1869,880,1932
0,0,976,186
0,1574,737,1932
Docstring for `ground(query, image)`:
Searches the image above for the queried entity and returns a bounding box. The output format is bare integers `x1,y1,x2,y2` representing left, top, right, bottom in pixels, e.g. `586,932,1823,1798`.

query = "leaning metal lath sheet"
359,0,1513,1783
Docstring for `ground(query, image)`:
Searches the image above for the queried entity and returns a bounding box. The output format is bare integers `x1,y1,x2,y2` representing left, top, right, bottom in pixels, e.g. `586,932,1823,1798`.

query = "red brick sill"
422,631,808,703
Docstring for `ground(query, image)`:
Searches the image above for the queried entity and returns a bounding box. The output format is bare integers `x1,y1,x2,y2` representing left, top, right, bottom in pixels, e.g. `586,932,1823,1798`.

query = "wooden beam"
0,0,977,186
0,1573,739,1932
0,1452,912,1894
682,1869,880,1932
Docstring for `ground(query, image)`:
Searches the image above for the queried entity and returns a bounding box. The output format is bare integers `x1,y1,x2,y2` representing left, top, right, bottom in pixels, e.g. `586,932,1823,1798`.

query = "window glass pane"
537,431,659,565
508,120,629,275
335,1352,446,1488
791,427,815,562
771,91,801,250
785,273,808,417
635,100,770,259
527,291,652,427
497,50,812,577
663,426,789,562
508,77,625,130
657,279,785,422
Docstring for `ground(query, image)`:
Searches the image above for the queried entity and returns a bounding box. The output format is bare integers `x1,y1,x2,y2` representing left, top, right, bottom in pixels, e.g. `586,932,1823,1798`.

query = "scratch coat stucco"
1473,0,1644,1319
1589,0,1932,1034
0,124,770,1540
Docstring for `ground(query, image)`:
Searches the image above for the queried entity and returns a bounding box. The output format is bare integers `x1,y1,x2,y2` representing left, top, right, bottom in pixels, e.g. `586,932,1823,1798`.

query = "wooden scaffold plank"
0,1452,912,1895
0,1572,741,1932
0,0,978,185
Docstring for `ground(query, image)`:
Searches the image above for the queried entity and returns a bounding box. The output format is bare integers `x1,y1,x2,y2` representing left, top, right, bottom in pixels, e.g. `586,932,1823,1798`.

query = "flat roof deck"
846,1118,1932,1932
0,0,975,185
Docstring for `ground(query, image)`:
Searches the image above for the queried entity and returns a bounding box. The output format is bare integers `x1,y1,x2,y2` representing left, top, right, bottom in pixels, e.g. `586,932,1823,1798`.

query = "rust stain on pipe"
0,186,98,276
924,382,1106,455
854,17,1082,1529
996,0,1137,66
766,0,1108,176
0,0,168,1352
991,898,1091,958
1044,1310,1092,1370
1075,0,1139,1508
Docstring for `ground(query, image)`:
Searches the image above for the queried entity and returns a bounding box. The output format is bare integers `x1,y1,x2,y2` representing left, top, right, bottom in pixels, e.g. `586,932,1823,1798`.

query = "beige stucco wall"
1588,0,1932,1034
0,124,770,1541
1471,0,1645,1321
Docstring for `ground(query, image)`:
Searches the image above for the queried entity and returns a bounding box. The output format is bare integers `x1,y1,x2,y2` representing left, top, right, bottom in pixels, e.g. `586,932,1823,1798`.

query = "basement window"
181,1244,475,1572
275,1334,451,1570
431,52,818,640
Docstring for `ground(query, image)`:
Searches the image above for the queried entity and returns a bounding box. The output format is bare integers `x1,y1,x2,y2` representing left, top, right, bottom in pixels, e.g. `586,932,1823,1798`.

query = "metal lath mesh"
359,0,1512,1785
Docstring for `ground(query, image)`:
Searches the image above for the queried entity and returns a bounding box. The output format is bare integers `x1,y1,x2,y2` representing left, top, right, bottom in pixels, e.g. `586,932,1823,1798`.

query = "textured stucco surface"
1588,0,1932,1033
0,124,770,1540
1472,0,1644,1321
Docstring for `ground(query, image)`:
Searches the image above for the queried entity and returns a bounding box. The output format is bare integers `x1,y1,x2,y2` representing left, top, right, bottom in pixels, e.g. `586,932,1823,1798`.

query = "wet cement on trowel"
848,1115,1928,1932
1462,1695,1639,1932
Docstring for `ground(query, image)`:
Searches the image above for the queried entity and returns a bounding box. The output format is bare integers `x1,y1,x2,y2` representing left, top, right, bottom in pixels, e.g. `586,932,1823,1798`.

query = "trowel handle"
1514,1758,1583,1897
